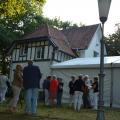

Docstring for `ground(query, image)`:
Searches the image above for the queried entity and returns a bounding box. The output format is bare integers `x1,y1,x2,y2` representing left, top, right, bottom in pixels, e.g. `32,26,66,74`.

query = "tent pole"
110,63,113,108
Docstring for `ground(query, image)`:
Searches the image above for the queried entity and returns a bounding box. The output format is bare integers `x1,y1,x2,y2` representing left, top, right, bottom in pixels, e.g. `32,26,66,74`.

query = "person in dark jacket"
23,60,42,115
57,78,64,107
68,76,76,107
74,74,84,112
92,76,99,110
42,76,51,106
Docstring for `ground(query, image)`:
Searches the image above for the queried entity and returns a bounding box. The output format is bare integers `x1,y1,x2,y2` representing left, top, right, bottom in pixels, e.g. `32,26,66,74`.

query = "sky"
43,0,120,36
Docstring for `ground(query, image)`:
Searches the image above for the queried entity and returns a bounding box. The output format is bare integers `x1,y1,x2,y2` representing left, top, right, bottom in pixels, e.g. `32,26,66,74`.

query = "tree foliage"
0,0,83,74
0,25,11,74
0,0,45,17
0,0,46,74
33,16,81,30
105,26,120,56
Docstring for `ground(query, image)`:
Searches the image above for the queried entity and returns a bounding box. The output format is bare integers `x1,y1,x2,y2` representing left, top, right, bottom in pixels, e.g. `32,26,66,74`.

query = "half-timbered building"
8,24,106,83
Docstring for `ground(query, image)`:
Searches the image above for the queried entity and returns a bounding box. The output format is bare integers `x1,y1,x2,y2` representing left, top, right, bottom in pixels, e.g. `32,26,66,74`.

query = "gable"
22,24,75,57
62,24,100,50
8,24,101,58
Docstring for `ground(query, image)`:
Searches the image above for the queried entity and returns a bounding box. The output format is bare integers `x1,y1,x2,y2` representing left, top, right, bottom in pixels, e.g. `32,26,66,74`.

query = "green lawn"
0,102,120,120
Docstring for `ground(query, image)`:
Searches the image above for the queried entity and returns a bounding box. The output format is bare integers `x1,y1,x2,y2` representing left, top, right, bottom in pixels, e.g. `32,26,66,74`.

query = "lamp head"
98,0,112,23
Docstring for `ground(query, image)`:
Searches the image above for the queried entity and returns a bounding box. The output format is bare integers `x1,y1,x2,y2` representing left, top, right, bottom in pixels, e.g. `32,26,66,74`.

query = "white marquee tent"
51,56,120,108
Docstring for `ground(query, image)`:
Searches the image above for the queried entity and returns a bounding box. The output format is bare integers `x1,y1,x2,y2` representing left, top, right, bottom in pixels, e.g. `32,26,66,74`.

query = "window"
45,41,48,45
76,50,81,57
96,43,99,46
94,51,99,57
20,44,28,56
36,47,44,59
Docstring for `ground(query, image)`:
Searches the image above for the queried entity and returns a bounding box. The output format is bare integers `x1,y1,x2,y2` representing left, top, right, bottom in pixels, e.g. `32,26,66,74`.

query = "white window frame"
36,46,45,59
20,44,28,56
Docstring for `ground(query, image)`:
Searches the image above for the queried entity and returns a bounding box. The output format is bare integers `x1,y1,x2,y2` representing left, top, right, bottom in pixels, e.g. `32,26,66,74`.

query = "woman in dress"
8,64,23,112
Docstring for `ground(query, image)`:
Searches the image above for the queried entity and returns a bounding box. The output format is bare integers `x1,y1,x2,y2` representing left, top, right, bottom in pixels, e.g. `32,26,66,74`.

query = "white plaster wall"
12,49,16,61
31,47,35,60
48,45,53,59
16,49,20,61
54,50,58,60
44,46,49,59
85,25,102,57
12,44,53,62
27,48,31,60
78,50,85,58
85,25,107,57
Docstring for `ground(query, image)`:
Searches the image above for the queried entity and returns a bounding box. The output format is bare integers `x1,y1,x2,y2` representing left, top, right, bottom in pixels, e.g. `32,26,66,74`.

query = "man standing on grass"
92,76,99,110
74,74,84,112
57,78,64,107
43,76,51,106
68,76,76,107
23,60,42,115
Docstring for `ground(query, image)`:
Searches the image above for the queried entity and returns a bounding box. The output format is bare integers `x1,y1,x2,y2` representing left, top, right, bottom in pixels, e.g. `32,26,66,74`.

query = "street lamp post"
97,0,112,120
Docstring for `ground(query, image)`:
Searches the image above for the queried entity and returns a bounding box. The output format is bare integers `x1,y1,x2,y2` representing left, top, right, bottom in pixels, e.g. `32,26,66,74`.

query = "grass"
0,101,120,120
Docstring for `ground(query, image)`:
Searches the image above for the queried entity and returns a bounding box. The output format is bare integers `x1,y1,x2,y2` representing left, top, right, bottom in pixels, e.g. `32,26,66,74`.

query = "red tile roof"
22,24,99,56
23,24,75,56
47,26,74,56
23,25,49,39
62,24,99,49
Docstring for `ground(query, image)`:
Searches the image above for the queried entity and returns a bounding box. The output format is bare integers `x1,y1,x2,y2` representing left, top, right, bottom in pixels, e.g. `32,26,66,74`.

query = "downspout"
110,63,114,108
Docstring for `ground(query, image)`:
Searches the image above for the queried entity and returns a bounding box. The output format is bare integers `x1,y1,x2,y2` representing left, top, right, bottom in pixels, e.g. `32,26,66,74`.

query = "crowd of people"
68,75,99,112
0,60,99,115
43,76,63,107
0,60,42,115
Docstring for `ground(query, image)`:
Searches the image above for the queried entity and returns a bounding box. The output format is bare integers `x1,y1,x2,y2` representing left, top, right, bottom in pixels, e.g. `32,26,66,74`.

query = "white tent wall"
51,67,112,107
112,66,120,108
51,56,120,108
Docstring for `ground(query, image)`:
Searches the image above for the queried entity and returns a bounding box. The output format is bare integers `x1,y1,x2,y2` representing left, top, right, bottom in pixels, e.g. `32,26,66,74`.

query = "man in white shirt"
84,75,94,108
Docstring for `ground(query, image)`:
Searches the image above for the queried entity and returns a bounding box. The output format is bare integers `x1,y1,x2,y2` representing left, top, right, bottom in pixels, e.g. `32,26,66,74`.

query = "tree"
0,0,46,74
0,0,46,17
0,25,12,74
35,16,80,30
0,0,84,74
105,24,120,56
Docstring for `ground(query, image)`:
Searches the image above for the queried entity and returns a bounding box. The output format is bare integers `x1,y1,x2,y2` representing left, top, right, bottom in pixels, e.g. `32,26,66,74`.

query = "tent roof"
51,56,120,69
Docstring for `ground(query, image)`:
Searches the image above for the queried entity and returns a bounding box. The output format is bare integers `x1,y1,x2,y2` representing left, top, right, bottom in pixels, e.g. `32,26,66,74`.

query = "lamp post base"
96,109,105,120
